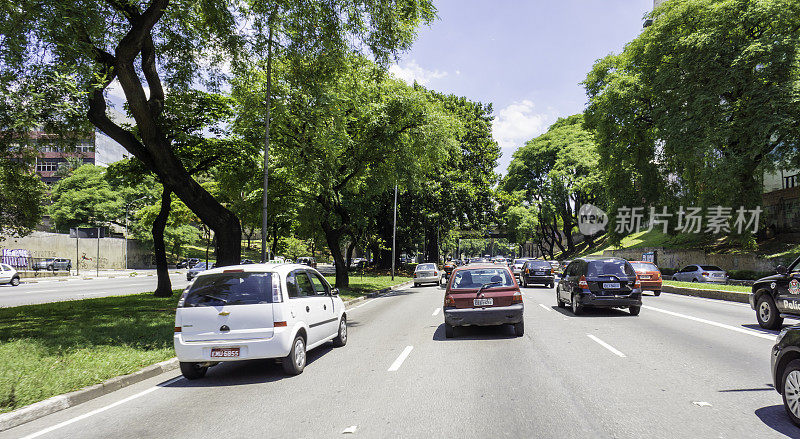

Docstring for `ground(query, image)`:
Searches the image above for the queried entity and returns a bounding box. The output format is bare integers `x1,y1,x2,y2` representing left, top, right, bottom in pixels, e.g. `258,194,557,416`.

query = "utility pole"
75,231,79,276
96,226,100,277
391,183,398,280
260,25,274,263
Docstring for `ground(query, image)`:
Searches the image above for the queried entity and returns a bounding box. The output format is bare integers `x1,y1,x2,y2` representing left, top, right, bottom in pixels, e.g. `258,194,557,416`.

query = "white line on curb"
20,376,183,439
432,308,440,316
643,305,775,341
587,334,626,358
538,304,551,312
388,346,413,372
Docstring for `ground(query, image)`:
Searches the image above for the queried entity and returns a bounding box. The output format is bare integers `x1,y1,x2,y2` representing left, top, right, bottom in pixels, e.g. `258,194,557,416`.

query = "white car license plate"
602,282,620,289
639,275,651,280
211,347,239,358
535,271,545,275
474,298,493,307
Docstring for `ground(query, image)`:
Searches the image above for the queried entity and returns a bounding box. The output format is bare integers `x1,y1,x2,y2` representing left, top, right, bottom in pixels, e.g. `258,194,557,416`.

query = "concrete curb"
661,284,750,303
0,279,413,432
0,358,179,432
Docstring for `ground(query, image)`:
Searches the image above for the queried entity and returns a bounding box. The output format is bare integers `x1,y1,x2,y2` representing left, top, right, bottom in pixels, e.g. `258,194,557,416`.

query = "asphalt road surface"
3,283,798,438
0,273,190,307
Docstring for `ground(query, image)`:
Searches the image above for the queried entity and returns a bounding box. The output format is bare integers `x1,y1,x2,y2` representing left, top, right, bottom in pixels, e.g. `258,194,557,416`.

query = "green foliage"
48,165,123,230
584,0,800,218
0,159,46,236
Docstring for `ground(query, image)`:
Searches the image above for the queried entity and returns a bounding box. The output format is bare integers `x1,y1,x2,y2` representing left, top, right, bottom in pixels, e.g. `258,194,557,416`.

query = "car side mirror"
331,288,339,296
777,265,788,275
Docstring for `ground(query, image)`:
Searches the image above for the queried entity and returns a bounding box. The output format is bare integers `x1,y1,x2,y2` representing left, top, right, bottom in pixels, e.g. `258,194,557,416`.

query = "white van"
174,263,347,378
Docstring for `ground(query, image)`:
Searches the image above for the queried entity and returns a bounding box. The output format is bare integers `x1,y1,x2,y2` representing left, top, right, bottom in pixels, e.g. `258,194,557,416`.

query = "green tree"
504,115,602,254
2,0,435,268
584,0,800,238
0,160,46,236
49,165,123,230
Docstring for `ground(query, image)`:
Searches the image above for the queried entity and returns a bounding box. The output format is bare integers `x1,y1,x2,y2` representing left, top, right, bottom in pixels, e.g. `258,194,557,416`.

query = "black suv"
771,325,800,426
751,256,800,329
557,257,642,316
520,259,555,288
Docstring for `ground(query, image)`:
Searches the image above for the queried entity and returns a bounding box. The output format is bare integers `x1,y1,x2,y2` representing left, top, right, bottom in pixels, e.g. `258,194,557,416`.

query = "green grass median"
662,280,751,293
0,274,409,414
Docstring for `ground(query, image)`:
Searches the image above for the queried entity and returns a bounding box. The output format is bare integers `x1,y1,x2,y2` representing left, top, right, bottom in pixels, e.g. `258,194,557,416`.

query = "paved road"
3,283,798,438
0,273,190,307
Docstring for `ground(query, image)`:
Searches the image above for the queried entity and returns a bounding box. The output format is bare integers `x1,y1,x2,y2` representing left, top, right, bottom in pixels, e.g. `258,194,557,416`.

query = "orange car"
630,261,662,296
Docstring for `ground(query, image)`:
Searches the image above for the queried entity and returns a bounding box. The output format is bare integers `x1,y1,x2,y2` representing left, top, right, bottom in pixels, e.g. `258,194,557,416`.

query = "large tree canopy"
1,0,436,267
584,0,800,219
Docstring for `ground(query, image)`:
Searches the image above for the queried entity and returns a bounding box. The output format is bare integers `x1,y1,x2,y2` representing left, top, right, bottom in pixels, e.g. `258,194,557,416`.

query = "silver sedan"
414,263,441,287
672,264,728,284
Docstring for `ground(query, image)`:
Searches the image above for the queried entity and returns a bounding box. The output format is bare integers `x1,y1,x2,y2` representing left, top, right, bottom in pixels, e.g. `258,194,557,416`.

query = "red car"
630,261,662,296
443,264,524,338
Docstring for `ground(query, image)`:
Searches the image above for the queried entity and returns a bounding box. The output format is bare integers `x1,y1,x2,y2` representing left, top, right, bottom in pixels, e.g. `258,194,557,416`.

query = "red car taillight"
702,272,709,276
578,275,589,289
511,291,523,304
444,295,455,307
634,278,641,289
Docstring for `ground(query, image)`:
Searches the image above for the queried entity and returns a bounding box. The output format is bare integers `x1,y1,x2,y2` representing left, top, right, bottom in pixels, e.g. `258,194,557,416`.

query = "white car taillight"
272,272,283,302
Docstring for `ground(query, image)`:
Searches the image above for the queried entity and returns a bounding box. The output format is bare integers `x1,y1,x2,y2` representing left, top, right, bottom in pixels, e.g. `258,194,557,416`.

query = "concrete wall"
0,231,154,269
602,247,780,272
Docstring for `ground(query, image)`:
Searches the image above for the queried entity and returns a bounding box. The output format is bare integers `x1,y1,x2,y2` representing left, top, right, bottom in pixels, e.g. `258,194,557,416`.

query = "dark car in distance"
520,259,555,288
177,258,200,269
443,264,524,338
771,325,800,426
557,257,642,316
750,256,800,329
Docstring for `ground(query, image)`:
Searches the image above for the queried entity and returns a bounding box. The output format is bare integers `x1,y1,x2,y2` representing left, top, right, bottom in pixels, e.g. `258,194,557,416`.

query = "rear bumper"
577,292,642,308
523,274,554,284
414,275,439,284
640,280,662,290
444,304,523,327
174,327,292,362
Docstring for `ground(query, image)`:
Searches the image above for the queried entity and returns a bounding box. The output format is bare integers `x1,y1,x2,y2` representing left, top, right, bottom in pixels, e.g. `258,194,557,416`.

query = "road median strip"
661,284,750,304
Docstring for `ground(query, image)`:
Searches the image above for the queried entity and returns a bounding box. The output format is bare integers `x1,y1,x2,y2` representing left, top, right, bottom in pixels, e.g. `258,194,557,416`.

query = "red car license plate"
639,275,651,280
211,347,239,358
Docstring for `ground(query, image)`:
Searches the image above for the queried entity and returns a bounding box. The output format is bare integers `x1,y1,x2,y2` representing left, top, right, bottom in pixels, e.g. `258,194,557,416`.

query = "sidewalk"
20,269,182,283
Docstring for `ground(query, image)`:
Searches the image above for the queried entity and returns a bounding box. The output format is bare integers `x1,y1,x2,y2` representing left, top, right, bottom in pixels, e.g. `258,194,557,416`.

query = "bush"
727,270,773,280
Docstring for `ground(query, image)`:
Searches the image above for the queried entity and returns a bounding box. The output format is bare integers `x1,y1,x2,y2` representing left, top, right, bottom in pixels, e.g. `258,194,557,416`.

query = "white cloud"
492,100,555,173
389,60,448,86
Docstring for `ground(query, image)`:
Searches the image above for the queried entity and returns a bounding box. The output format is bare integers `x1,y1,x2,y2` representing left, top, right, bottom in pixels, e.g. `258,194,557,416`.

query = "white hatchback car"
174,263,347,379
413,263,440,287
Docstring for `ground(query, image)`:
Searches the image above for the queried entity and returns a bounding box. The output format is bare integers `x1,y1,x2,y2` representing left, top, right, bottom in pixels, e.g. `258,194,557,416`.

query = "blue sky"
388,0,655,174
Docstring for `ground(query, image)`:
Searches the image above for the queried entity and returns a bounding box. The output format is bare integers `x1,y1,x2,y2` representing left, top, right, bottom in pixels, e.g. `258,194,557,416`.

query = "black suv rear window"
586,260,636,278
528,260,551,268
183,272,273,307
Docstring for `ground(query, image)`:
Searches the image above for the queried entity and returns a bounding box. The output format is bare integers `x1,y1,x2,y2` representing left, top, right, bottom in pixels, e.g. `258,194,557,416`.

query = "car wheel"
513,321,524,337
521,277,527,288
332,317,347,347
179,361,208,380
282,335,306,375
549,282,554,288
556,292,566,308
756,295,784,329
629,305,641,316
692,278,699,282
571,293,583,316
445,323,455,338
414,283,419,288
10,277,20,286
782,359,800,427
653,290,661,296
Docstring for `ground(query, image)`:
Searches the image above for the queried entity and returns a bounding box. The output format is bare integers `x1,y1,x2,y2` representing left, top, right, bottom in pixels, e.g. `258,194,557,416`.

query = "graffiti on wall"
1,249,31,267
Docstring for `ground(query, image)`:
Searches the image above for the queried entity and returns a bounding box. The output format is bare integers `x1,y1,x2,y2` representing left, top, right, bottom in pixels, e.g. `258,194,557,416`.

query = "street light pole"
260,26,274,264
391,183,398,281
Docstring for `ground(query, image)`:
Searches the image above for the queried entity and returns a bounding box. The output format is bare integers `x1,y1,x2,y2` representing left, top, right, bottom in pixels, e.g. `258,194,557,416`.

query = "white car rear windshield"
183,272,276,307
417,263,436,271
452,268,513,289
700,265,723,271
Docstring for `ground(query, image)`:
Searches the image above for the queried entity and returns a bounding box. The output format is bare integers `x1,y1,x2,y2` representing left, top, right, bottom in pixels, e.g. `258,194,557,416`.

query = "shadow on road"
741,323,782,336
431,323,517,341
164,344,336,387
755,404,798,437
718,384,774,393
550,306,633,318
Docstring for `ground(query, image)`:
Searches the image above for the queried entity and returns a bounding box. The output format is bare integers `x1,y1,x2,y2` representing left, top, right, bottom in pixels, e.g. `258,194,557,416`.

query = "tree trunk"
346,241,356,270
321,220,349,287
153,188,172,297
271,222,278,259
424,225,439,264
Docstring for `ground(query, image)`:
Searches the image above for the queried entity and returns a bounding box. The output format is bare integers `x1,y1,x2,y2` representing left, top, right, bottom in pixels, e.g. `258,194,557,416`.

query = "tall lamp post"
391,183,398,281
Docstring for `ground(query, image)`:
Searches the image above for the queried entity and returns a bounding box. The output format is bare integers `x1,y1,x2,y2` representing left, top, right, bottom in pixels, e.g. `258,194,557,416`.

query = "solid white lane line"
643,305,775,341
26,289,58,294
20,376,183,439
388,346,414,372
587,334,626,358
538,303,552,312
432,308,440,316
